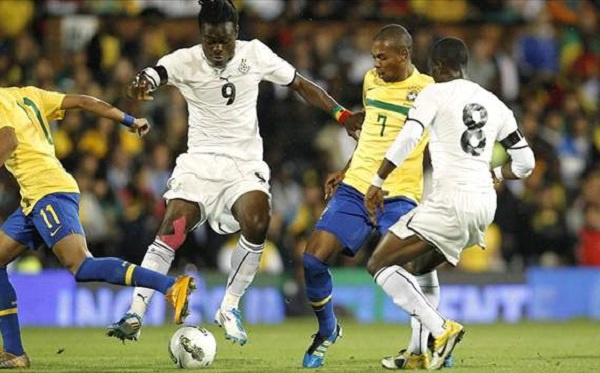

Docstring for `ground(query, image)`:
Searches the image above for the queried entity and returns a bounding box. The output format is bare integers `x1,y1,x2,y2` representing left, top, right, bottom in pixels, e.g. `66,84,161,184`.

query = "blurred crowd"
0,0,599,275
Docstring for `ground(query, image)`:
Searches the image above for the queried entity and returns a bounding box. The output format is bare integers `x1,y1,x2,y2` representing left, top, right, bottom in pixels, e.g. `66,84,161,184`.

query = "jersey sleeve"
39,89,66,120
362,70,375,107
23,87,66,121
157,49,185,86
405,84,438,130
253,40,296,86
496,104,520,144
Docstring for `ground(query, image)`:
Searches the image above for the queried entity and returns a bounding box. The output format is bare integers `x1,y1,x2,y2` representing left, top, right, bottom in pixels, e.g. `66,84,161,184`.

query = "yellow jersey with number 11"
0,87,79,215
344,67,433,203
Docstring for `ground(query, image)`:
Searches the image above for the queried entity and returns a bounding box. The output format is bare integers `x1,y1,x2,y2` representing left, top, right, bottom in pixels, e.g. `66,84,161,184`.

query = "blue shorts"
1,193,85,249
315,183,417,256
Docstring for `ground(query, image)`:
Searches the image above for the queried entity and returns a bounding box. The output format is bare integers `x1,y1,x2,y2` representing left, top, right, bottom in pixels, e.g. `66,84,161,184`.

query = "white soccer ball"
168,326,217,369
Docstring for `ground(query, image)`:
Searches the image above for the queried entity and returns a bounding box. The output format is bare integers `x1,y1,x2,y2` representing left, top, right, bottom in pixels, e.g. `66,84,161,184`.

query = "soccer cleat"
428,332,454,368
106,313,142,342
165,275,196,324
429,320,465,370
0,348,30,369
214,308,248,346
381,349,429,370
443,354,454,368
302,324,342,368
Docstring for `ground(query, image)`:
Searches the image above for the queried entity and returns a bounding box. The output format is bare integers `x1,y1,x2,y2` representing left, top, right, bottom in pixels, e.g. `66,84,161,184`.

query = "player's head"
371,24,413,83
197,0,239,68
429,37,469,82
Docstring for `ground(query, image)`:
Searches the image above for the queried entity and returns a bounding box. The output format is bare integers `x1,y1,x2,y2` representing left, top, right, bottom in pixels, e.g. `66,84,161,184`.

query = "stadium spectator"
0,0,597,273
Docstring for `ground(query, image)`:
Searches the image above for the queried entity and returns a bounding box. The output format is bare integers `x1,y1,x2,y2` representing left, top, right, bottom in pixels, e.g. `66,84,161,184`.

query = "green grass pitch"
18,319,599,372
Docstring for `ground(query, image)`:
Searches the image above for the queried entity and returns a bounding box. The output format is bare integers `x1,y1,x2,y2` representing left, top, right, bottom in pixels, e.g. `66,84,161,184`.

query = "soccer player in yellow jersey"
302,25,437,369
0,86,195,368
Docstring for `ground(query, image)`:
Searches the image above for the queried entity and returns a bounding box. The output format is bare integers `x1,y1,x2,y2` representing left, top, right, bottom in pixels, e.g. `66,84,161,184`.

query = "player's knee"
63,255,86,275
158,216,188,250
304,234,333,263
403,262,422,276
239,211,270,244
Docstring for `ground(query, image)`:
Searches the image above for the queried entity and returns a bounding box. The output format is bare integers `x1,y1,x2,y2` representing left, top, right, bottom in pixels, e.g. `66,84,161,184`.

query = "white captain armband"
140,66,168,91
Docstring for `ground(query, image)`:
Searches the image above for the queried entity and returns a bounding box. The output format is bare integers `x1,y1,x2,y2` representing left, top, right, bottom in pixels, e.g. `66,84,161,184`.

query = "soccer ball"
168,326,217,369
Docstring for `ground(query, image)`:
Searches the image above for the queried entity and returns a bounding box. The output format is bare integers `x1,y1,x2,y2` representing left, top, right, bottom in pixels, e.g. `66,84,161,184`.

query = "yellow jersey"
344,68,433,202
0,87,79,215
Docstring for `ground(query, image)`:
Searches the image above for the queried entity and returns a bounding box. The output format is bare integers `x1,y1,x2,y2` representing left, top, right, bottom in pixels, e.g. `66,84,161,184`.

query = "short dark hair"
197,0,238,27
373,24,413,52
430,37,469,71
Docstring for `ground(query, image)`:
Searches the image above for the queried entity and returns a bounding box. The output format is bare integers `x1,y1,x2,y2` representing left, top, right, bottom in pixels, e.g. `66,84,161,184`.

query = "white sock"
129,239,175,317
408,270,440,355
375,266,445,337
220,235,264,310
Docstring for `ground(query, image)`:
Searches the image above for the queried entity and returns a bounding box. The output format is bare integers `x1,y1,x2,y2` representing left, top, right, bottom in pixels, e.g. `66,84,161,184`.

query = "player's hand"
130,118,151,138
324,171,344,201
364,185,388,225
491,169,502,188
126,75,154,101
344,111,365,141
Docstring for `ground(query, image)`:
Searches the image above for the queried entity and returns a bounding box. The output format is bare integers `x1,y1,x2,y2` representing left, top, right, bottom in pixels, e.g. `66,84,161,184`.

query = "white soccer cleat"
107,313,142,342
214,308,248,346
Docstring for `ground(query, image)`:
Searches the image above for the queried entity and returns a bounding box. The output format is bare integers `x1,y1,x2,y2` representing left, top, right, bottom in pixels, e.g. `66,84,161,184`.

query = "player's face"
371,40,408,83
201,22,237,68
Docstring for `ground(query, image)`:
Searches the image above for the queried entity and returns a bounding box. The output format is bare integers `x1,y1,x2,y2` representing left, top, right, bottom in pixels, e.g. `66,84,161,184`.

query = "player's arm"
324,153,355,201
492,130,535,181
288,73,363,139
0,127,17,168
126,66,169,102
61,95,150,137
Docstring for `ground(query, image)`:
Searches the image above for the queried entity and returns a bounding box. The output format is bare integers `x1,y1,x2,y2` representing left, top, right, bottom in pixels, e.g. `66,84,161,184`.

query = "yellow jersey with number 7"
0,87,79,215
344,68,433,203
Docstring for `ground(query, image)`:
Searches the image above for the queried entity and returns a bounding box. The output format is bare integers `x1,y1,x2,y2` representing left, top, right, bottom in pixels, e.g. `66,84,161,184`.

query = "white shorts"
389,188,496,266
163,153,271,234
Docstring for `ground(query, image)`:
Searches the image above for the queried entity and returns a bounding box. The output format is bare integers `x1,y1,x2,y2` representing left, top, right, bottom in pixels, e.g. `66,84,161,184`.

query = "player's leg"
0,229,31,369
108,199,202,341
52,234,194,322
301,230,344,368
375,198,440,369
379,251,442,370
213,190,270,345
367,234,463,370
302,183,373,368
34,194,194,324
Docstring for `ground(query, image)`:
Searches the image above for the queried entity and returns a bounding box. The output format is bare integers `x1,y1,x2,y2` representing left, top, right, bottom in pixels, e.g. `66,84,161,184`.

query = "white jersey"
408,79,519,191
158,40,296,161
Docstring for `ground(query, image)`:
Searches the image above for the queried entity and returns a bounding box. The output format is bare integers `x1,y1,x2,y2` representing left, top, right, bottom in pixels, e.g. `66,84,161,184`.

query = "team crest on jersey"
238,59,251,74
407,89,419,102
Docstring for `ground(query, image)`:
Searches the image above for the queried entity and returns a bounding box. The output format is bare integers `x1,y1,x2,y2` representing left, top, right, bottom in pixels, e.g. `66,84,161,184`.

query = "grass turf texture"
17,318,598,372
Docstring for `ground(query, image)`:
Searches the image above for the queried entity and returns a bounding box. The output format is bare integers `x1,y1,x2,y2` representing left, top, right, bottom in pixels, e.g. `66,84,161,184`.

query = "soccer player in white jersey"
363,37,535,369
107,0,362,345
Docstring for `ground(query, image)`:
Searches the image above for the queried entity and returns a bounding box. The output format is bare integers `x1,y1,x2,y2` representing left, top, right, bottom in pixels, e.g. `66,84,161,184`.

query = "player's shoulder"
364,68,378,85
412,68,434,87
160,45,202,64
238,39,275,58
0,86,43,103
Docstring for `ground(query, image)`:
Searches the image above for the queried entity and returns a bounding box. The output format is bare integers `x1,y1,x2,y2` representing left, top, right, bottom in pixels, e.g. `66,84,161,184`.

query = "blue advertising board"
9,268,600,326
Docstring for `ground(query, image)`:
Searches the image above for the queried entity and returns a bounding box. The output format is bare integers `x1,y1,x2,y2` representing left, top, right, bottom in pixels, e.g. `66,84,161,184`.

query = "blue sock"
303,253,336,337
74,257,175,294
0,268,24,356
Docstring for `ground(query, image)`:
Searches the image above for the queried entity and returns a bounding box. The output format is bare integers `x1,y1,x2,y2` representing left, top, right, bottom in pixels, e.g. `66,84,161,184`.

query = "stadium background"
0,0,599,327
